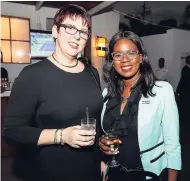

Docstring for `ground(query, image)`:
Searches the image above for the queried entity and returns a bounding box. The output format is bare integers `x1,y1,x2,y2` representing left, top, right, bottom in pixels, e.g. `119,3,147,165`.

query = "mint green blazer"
101,81,182,177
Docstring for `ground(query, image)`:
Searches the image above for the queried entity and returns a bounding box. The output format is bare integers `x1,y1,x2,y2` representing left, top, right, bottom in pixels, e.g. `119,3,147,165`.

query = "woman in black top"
3,4,103,181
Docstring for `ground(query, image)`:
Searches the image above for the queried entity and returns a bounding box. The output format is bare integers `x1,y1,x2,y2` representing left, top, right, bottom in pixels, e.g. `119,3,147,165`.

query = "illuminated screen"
30,31,55,58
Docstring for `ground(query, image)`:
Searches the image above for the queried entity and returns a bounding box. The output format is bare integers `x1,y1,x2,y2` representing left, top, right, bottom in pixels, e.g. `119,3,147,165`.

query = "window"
0,16,30,63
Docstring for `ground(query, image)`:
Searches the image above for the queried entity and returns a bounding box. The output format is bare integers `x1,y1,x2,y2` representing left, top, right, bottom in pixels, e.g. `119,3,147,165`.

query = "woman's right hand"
99,136,121,155
62,125,96,148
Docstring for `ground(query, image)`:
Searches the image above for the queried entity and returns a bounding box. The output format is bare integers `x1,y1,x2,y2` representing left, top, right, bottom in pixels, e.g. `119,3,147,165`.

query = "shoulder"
86,64,99,77
183,65,189,72
89,65,98,73
154,81,173,88
13,61,47,90
20,59,48,77
153,81,174,95
162,66,168,70
164,66,168,72
16,60,49,84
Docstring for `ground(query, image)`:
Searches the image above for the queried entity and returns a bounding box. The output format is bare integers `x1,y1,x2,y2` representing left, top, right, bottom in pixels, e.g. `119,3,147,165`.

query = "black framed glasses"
59,24,90,40
111,50,140,61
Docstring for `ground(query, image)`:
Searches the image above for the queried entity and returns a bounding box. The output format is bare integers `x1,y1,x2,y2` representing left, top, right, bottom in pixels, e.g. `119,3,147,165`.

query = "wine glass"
100,131,120,167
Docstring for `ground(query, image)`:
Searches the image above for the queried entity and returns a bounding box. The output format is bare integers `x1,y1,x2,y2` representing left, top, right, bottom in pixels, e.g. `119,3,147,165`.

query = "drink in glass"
104,134,120,153
100,132,120,167
81,118,96,131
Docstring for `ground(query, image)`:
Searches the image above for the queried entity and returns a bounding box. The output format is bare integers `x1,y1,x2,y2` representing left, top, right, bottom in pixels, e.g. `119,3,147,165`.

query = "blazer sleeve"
161,82,182,170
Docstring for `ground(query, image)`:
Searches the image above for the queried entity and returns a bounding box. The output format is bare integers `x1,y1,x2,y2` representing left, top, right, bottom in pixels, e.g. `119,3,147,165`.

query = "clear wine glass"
100,131,120,167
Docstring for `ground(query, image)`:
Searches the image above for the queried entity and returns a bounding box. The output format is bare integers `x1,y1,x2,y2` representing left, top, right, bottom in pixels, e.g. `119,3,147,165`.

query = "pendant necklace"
121,77,140,103
52,53,78,68
121,94,131,103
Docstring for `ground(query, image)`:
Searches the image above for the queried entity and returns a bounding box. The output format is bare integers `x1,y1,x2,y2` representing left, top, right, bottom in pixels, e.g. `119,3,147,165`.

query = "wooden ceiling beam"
35,1,44,11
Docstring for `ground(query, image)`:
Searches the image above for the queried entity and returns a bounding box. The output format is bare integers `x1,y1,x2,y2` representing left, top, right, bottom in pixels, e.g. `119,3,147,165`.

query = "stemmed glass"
100,130,120,167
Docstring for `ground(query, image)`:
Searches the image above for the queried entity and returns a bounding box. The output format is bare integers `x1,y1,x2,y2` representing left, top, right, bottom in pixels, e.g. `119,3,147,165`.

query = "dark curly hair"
103,31,156,100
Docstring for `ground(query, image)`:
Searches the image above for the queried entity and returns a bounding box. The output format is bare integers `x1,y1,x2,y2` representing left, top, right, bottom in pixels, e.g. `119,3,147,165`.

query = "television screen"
30,31,55,58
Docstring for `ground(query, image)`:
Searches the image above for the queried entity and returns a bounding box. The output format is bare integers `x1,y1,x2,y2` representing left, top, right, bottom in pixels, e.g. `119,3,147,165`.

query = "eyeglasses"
59,24,90,40
111,50,140,61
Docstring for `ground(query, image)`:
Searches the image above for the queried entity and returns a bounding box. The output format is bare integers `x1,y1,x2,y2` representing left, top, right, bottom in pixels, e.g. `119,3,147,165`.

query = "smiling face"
112,38,142,79
52,16,88,58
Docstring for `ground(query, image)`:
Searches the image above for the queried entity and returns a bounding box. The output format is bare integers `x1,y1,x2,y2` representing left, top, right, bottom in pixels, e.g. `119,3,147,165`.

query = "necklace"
121,95,130,103
52,53,78,68
121,76,140,103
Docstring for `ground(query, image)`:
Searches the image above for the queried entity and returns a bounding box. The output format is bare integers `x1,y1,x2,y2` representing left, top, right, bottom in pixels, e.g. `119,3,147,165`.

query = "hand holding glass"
99,132,120,167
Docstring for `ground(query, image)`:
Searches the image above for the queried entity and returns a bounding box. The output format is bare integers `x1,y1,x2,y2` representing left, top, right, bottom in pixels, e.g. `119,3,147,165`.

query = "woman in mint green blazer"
99,31,181,181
